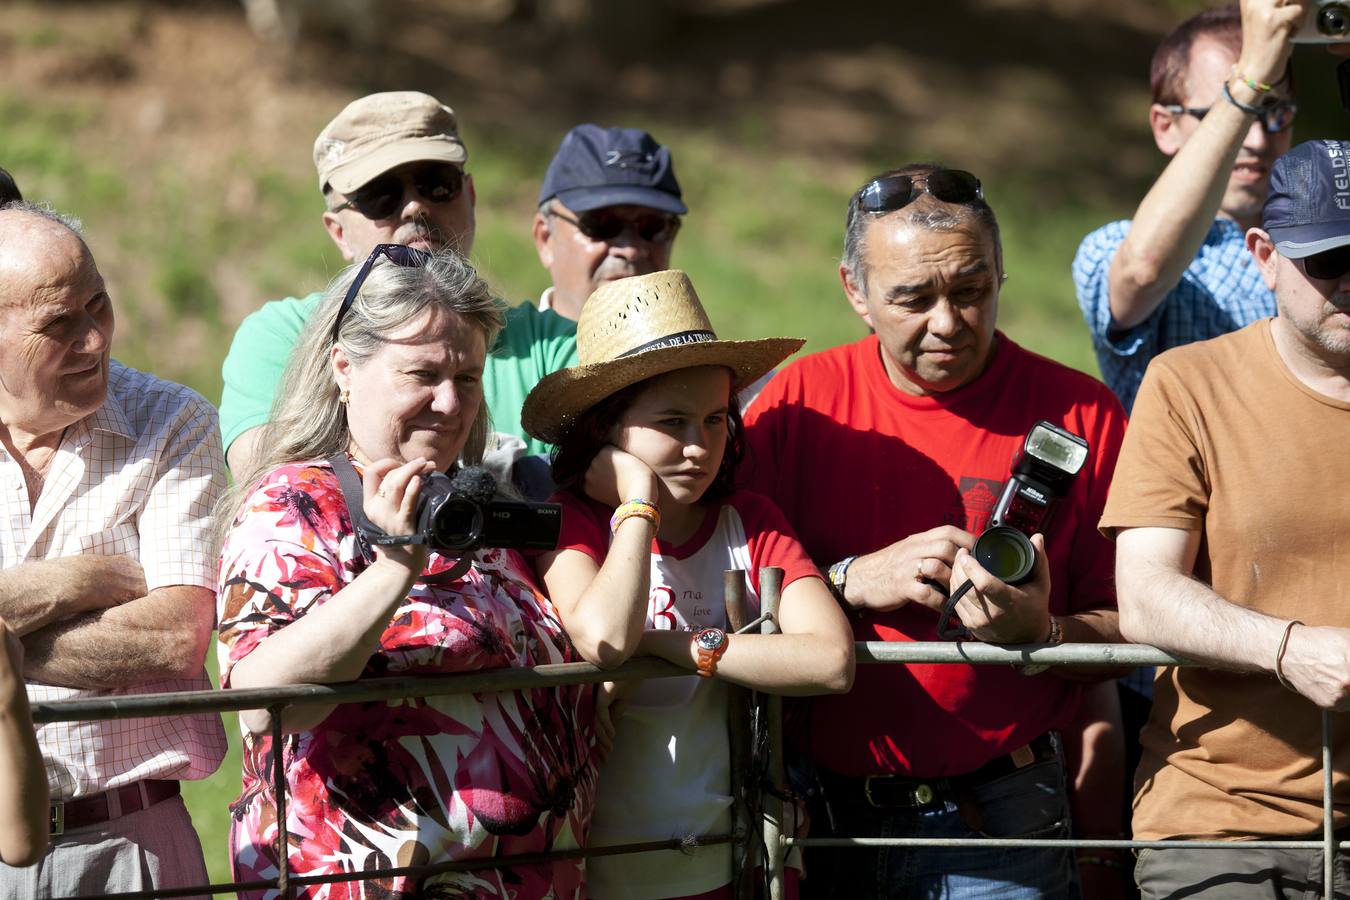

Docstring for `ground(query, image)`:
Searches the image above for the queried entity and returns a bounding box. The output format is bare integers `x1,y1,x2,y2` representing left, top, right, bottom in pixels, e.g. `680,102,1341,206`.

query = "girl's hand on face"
363,456,436,571
584,445,660,508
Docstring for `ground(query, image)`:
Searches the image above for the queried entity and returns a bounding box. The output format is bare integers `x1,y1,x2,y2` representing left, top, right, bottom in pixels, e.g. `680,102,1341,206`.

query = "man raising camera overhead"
741,163,1129,899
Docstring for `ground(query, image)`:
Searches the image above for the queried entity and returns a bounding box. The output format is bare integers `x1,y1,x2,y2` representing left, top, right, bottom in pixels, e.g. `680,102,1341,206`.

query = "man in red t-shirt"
742,164,1128,899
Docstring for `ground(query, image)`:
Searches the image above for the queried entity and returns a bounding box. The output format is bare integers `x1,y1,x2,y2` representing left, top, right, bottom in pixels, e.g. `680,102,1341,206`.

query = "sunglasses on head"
854,169,984,215
547,206,681,244
1164,98,1297,134
1298,244,1350,282
332,243,433,343
331,163,465,221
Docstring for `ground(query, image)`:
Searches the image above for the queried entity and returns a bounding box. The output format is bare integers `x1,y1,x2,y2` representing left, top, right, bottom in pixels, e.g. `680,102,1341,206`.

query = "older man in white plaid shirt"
0,204,226,897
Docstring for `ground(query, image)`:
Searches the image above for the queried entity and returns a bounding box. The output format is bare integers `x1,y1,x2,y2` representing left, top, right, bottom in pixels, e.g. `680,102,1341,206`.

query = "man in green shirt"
220,90,478,473
488,123,686,461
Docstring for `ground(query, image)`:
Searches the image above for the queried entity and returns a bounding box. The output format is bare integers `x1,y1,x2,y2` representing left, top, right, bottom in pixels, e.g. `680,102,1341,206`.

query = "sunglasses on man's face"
1298,244,1350,282
1164,98,1298,135
854,169,984,215
331,163,465,221
547,206,681,244
332,243,433,343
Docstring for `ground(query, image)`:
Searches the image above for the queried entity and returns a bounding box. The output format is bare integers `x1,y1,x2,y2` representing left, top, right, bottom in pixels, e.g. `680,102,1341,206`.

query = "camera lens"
973,526,1036,585
1319,2,1350,36
428,496,484,552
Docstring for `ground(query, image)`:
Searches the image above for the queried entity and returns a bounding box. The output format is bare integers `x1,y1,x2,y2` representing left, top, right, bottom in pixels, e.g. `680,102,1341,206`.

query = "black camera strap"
932,578,976,640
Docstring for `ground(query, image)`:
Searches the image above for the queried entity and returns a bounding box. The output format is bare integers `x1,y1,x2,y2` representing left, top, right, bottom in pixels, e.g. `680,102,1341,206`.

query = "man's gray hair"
842,163,1002,295
215,250,504,549
0,200,85,237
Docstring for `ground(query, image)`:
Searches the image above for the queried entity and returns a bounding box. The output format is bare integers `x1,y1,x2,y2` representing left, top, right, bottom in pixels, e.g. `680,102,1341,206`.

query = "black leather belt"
50,779,181,836
821,733,1059,810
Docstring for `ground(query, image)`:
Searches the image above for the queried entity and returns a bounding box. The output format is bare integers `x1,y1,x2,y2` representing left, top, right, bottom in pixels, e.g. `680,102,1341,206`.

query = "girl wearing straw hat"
524,270,855,900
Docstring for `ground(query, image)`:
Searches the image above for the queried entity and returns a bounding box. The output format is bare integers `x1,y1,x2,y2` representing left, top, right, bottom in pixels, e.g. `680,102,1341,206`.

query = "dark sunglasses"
1298,244,1350,282
332,243,433,343
547,206,681,244
854,169,984,215
1164,98,1297,135
331,163,465,220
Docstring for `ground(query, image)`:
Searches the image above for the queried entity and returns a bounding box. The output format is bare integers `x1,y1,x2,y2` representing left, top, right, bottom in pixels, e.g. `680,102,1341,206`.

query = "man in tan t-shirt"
1102,138,1350,898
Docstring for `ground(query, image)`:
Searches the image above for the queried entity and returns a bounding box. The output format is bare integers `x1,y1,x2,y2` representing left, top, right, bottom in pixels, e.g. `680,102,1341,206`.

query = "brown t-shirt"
1102,320,1350,840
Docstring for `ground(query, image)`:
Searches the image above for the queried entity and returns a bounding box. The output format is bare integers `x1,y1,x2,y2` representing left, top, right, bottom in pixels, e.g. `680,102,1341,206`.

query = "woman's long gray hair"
214,250,504,550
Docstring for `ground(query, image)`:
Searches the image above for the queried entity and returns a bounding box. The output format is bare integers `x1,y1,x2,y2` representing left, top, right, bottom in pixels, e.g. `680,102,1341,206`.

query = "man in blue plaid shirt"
1073,0,1296,412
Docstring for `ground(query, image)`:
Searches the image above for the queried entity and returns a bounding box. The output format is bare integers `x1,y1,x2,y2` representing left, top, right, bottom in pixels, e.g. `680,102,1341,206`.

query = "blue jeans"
802,756,1081,900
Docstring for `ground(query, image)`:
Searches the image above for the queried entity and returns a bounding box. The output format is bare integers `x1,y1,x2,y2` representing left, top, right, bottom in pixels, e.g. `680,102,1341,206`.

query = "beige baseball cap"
313,91,468,194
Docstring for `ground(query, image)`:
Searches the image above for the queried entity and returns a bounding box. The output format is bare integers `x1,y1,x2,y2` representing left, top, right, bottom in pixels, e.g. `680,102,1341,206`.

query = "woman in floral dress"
215,245,596,899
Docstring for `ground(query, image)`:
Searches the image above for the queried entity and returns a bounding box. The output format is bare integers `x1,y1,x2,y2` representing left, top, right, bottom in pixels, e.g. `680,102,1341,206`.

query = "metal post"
1326,709,1335,897
725,569,753,900
272,704,291,898
760,566,786,900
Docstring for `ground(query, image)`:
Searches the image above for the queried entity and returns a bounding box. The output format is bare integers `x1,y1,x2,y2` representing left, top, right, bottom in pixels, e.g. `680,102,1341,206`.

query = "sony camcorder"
409,466,562,553
971,421,1090,586
1294,0,1350,43
330,455,562,556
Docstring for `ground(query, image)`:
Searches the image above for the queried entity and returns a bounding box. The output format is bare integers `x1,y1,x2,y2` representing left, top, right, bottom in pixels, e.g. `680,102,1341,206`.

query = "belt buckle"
863,776,937,808
49,800,64,837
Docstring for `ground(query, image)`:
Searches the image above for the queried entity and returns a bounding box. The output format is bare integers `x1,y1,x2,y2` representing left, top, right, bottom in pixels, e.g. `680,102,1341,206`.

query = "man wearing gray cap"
1104,138,1350,897
219,90,476,473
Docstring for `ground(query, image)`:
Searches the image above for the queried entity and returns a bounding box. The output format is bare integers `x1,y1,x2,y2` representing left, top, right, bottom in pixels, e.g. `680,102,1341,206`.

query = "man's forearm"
22,586,212,690
1108,99,1255,329
1119,564,1282,673
0,556,146,636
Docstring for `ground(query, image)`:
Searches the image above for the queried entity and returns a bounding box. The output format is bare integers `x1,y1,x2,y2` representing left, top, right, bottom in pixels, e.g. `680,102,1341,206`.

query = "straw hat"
521,270,803,444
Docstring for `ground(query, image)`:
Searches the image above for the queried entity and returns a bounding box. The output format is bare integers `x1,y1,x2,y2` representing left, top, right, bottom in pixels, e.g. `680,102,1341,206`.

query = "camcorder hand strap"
327,453,429,551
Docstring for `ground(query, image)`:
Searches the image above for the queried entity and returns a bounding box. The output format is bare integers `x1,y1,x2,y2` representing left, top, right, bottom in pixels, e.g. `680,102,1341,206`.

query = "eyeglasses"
1164,98,1298,134
332,243,432,343
546,206,681,244
331,163,465,220
854,169,984,215
1298,244,1350,282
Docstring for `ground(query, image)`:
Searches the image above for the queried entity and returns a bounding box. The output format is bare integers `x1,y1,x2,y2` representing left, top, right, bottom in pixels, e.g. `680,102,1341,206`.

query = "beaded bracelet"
610,499,660,534
1231,65,1272,93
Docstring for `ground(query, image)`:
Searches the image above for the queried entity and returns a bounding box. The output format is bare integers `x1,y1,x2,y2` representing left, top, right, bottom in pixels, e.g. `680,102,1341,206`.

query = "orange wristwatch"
694,627,729,678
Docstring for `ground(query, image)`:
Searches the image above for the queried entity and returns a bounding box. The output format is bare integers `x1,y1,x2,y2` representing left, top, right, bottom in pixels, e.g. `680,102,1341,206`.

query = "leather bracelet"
1275,619,1304,691
1222,80,1264,117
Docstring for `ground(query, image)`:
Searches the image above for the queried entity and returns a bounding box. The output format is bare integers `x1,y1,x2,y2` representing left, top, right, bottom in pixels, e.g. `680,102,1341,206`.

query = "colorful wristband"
610,499,660,534
1231,65,1272,93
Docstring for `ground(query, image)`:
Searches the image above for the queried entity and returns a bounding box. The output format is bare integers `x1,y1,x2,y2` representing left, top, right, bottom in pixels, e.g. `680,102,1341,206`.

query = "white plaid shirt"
1,361,228,799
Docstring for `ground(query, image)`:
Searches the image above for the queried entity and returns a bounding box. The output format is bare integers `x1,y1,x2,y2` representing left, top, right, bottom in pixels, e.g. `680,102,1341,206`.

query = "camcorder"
329,454,561,556
407,466,562,553
1293,0,1350,42
935,422,1088,639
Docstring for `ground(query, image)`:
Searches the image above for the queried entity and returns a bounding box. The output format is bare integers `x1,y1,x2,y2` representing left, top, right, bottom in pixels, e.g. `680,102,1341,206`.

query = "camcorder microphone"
935,422,1089,640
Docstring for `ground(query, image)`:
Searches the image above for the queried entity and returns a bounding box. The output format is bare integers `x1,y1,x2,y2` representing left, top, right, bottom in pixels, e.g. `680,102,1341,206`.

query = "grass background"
0,0,1347,887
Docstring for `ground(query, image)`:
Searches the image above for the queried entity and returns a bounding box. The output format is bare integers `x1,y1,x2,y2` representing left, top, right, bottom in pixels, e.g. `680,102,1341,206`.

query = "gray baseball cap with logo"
313,91,467,195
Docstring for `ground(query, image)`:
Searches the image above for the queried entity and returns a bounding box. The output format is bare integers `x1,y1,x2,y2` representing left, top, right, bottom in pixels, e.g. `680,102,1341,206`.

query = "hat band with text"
617,330,718,359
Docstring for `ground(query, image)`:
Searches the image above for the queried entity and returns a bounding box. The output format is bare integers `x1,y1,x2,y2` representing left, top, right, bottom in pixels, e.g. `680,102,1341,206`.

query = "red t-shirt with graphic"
742,333,1126,778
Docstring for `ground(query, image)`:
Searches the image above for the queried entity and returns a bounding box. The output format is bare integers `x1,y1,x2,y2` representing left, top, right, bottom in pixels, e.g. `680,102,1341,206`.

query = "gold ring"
915,559,925,580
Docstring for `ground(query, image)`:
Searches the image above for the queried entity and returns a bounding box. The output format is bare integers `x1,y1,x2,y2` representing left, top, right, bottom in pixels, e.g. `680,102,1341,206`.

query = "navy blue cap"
538,124,686,215
1263,139,1350,259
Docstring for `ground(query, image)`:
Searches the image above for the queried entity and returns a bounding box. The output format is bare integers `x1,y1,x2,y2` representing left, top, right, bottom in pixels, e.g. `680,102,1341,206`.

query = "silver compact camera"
1293,0,1350,43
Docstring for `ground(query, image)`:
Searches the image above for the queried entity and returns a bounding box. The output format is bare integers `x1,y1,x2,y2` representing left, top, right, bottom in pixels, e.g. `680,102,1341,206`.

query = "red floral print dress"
217,462,596,899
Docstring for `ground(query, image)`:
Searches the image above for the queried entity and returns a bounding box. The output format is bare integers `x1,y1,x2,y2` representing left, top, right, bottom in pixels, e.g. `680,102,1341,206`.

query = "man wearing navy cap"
483,124,685,456
1103,138,1350,897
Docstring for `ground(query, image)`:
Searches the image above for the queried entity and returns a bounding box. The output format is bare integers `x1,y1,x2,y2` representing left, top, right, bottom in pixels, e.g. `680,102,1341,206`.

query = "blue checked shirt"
1073,218,1274,412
